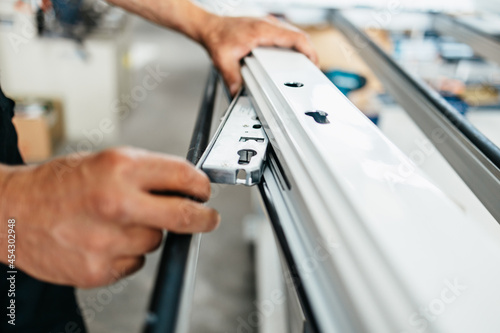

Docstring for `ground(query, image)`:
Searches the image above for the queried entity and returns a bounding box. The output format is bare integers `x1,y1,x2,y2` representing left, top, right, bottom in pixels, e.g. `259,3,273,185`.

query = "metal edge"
433,13,500,65
143,66,219,333
242,57,381,333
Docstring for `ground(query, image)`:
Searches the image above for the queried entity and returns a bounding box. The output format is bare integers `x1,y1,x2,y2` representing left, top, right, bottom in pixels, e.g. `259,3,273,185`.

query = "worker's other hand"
201,15,318,96
1,147,219,288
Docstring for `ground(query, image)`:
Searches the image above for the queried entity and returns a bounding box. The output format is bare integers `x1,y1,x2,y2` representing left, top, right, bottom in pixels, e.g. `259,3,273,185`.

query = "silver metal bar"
433,13,500,65
243,47,500,333
331,10,500,223
200,92,268,186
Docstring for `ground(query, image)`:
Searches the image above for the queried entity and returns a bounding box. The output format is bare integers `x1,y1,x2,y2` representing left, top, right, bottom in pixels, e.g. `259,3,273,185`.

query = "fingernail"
213,211,221,230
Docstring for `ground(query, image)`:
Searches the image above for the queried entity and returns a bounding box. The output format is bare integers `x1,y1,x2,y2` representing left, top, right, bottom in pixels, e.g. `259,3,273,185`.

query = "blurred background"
1,0,500,332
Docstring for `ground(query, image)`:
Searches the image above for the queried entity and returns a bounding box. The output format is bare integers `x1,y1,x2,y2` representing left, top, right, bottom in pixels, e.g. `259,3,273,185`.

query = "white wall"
475,0,500,13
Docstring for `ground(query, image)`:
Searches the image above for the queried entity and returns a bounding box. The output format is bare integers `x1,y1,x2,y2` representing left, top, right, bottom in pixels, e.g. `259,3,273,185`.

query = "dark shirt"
0,87,23,165
0,84,86,333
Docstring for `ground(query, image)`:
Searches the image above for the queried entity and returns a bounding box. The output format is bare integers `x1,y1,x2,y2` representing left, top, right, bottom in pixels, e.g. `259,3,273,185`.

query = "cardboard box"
301,26,393,113
12,98,64,163
303,26,393,94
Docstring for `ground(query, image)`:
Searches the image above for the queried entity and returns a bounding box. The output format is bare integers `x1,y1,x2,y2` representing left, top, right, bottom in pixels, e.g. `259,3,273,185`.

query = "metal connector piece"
200,94,268,186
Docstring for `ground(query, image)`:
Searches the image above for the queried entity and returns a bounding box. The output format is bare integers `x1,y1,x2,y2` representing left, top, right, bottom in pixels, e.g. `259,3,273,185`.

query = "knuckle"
82,258,109,287
169,200,195,231
295,31,308,42
121,257,145,277
151,234,163,251
90,189,128,222
177,200,195,229
251,19,263,30
172,201,219,233
96,147,134,173
128,227,163,253
174,161,197,188
143,231,163,253
302,32,312,44
150,230,164,249
88,231,113,253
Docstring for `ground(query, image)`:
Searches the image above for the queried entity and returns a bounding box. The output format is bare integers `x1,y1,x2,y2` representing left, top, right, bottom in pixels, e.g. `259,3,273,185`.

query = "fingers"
86,148,219,232
216,51,244,95
117,225,164,255
111,256,146,280
212,17,319,94
129,193,220,233
94,148,211,202
258,21,319,65
270,19,319,65
131,152,212,202
290,32,319,65
77,226,160,287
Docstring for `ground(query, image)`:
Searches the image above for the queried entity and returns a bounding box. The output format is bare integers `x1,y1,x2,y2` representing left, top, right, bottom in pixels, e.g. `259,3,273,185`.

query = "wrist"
195,11,222,47
150,0,215,44
177,5,221,46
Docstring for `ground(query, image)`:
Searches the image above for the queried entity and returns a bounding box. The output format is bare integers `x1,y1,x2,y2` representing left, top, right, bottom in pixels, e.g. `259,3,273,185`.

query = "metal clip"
200,94,268,186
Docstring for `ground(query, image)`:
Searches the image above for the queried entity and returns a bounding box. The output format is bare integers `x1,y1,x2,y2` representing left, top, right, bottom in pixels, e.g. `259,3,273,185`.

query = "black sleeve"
0,84,87,333
0,85,24,166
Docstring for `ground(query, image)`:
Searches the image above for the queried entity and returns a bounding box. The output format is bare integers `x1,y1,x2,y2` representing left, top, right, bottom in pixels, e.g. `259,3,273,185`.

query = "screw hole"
305,110,330,124
237,149,257,165
253,124,262,129
284,82,304,88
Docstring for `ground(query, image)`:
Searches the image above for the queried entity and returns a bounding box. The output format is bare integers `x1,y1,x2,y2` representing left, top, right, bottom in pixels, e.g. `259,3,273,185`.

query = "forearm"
107,0,318,96
106,0,217,43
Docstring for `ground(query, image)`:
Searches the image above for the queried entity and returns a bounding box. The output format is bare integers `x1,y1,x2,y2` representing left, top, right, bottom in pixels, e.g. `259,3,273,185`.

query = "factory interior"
1,0,500,333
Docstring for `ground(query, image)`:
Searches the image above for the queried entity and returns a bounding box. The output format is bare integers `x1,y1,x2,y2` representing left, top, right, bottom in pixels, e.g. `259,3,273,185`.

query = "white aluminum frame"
242,47,500,333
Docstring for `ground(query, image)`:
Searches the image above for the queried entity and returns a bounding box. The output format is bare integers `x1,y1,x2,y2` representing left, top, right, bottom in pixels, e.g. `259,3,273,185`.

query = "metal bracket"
200,92,268,186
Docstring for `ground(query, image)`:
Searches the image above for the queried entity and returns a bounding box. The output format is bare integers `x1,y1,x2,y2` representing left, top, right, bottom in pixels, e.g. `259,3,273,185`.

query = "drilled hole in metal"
305,110,330,124
284,82,304,88
237,149,257,165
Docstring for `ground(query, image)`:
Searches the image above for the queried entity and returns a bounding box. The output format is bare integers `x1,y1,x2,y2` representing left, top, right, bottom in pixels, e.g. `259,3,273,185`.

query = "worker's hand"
201,15,319,96
0,147,219,288
103,0,317,95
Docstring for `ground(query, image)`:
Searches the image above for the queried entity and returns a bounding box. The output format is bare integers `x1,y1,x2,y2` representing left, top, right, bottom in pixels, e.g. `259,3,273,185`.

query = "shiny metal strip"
200,93,268,186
